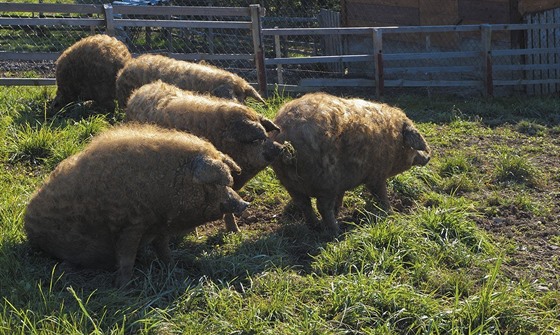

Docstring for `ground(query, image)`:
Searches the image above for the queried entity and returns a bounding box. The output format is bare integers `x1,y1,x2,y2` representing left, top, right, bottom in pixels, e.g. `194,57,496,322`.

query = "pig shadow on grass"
169,203,378,287
5,200,380,298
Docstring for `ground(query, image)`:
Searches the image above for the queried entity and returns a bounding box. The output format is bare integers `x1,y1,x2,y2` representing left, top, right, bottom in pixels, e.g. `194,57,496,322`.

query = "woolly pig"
24,124,248,286
115,54,265,108
271,92,431,233
51,34,132,113
125,80,283,232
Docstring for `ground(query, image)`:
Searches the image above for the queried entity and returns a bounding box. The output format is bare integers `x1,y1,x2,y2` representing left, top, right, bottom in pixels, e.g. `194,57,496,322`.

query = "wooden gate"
525,8,560,94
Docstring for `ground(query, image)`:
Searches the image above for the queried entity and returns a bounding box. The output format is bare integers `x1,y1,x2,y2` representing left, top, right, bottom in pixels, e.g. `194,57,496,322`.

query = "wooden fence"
264,23,560,96
1,2,559,96
0,2,267,93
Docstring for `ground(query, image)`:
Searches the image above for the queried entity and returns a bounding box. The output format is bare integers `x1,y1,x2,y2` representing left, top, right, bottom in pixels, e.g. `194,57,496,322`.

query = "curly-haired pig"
24,124,248,286
125,80,283,232
51,34,132,113
115,54,265,108
271,92,431,234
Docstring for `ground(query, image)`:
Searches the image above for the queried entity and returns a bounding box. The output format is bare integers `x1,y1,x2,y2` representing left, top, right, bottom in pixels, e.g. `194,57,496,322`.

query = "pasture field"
0,86,559,334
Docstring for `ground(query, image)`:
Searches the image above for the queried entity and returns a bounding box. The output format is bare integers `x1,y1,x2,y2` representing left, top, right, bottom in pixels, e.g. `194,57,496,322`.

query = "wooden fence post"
103,3,115,37
250,4,268,98
481,24,493,97
274,26,284,85
373,28,384,97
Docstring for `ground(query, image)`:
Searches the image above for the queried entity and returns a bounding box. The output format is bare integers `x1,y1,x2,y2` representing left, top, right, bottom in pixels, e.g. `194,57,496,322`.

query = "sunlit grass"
0,86,559,334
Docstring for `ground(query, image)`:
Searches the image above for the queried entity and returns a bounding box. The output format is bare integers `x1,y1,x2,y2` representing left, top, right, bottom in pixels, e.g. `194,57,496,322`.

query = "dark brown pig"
51,34,132,113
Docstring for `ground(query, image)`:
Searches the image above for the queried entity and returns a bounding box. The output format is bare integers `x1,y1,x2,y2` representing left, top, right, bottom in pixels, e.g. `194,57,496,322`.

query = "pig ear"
220,153,241,175
260,116,280,132
192,155,234,186
228,120,267,143
402,123,429,151
245,86,266,104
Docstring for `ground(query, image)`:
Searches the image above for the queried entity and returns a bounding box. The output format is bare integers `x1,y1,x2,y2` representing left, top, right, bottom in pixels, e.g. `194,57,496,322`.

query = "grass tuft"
493,152,542,187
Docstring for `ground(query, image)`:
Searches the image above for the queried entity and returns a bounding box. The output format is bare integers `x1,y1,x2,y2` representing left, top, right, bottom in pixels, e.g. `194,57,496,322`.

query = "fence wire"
1,1,558,96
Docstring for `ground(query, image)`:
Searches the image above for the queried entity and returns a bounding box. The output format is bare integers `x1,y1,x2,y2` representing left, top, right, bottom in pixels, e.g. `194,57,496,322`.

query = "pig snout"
263,140,284,162
413,150,431,166
220,188,250,215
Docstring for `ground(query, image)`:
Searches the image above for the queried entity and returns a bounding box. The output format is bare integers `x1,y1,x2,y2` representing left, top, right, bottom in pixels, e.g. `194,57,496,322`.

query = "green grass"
1,86,559,334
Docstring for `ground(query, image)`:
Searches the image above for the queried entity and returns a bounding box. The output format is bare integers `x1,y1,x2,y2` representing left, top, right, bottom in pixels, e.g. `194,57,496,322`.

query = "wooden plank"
300,78,375,87
250,4,267,98
518,0,560,15
385,79,482,87
482,25,493,96
263,24,556,37
0,17,104,27
0,2,104,14
265,55,374,66
115,18,251,29
385,65,479,74
539,11,549,94
492,47,559,56
373,28,383,97
494,63,560,71
163,53,254,61
526,13,534,94
546,9,554,92
532,13,542,94
494,78,560,85
384,50,479,61
0,78,55,86
112,5,251,17
0,52,60,61
263,27,376,36
555,8,560,92
274,28,283,85
103,4,115,37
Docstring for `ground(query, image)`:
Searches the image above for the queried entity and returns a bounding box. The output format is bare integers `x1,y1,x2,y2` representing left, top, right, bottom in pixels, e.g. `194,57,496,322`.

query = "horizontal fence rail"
263,23,560,96
1,2,559,96
0,2,267,92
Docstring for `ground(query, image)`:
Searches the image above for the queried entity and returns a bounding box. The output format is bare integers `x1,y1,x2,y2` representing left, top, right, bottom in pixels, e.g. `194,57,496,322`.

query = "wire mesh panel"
0,3,108,82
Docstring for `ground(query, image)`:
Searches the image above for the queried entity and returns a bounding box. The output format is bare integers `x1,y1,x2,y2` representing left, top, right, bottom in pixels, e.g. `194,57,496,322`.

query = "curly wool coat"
125,80,283,232
51,34,132,113
271,92,431,233
24,124,248,286
115,54,265,108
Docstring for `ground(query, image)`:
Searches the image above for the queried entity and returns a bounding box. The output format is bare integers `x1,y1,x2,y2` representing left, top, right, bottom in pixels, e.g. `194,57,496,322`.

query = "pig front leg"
287,189,320,226
317,196,340,234
334,192,345,217
224,213,240,232
114,227,144,287
152,234,172,264
366,180,392,213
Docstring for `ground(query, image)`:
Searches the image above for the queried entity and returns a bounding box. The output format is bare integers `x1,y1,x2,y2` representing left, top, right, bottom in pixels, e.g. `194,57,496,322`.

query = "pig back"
272,93,386,197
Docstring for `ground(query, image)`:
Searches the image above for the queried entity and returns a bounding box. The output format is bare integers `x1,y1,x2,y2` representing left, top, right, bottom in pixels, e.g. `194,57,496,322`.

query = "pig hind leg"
366,181,392,213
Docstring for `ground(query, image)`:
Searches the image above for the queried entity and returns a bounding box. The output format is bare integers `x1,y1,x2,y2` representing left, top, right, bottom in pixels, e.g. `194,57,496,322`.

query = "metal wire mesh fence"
0,0,340,83
1,1,558,96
